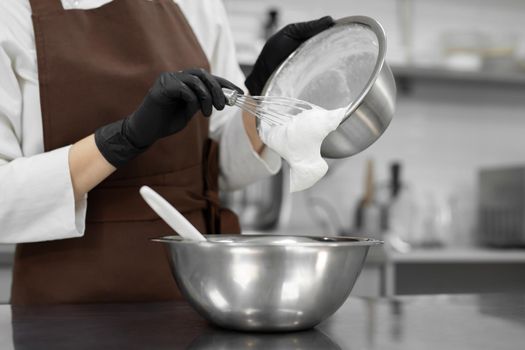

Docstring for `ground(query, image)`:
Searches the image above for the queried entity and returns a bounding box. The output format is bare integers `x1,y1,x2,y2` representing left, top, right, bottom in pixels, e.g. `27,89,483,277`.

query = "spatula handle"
139,186,206,242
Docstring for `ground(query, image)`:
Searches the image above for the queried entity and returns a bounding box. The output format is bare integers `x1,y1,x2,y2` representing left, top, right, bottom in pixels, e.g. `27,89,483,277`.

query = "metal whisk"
223,88,316,126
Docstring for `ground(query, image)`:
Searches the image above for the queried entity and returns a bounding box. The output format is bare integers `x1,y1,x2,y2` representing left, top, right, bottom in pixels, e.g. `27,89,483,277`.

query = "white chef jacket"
0,0,281,243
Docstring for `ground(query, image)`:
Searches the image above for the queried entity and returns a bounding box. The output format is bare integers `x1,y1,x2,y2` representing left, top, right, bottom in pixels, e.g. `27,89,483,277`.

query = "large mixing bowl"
155,235,381,332
261,16,396,158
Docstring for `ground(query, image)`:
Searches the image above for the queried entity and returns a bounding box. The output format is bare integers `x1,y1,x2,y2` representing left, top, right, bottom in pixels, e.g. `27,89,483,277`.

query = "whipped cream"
260,106,347,192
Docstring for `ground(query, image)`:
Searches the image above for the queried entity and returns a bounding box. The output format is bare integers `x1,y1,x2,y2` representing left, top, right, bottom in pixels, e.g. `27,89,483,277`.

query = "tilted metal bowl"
155,235,382,331
261,16,396,158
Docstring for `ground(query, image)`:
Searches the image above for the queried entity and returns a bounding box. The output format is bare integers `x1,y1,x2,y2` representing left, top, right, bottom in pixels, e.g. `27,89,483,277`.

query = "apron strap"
29,0,64,15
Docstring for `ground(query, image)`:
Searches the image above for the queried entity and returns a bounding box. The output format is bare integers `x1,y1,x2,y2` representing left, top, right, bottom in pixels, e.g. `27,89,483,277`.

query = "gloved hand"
94,69,243,167
245,16,334,96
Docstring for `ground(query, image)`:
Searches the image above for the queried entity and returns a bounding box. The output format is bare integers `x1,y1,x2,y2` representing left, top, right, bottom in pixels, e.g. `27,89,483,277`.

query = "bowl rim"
152,234,383,247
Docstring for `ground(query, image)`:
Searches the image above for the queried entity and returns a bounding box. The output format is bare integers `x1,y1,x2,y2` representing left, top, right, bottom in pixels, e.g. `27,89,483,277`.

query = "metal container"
156,235,381,331
262,16,396,158
479,166,525,247
219,173,283,231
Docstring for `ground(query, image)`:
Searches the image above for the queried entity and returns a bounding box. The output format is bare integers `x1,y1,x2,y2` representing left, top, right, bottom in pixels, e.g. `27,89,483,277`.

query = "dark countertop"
5,294,525,349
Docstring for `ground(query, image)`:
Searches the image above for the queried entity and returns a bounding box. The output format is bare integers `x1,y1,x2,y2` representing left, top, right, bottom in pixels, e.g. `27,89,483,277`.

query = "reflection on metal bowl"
187,327,341,350
155,235,382,331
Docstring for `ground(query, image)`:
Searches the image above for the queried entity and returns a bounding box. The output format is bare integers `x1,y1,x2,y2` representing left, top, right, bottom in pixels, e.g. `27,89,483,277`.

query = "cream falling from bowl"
260,106,347,192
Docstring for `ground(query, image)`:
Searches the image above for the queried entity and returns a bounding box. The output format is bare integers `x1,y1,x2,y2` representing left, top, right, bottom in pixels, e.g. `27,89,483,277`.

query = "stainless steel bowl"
262,16,396,158
155,235,382,332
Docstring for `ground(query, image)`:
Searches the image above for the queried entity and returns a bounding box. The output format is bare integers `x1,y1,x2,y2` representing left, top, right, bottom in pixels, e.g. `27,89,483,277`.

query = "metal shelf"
392,64,525,88
388,247,525,264
364,245,525,296
365,245,525,265
240,62,525,93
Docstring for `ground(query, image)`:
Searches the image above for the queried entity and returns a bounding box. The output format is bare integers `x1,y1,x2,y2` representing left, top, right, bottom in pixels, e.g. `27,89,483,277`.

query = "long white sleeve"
0,1,87,243
218,114,282,190
178,0,282,190
0,148,87,243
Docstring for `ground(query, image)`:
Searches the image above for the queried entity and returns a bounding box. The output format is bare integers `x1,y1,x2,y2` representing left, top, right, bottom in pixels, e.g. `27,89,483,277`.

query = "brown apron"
11,0,240,305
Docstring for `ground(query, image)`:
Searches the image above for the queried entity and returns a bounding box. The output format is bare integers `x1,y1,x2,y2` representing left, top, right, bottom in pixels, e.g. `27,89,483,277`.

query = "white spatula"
139,185,207,242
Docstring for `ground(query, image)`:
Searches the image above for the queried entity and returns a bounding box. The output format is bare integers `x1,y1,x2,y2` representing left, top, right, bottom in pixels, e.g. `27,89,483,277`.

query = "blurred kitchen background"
0,0,524,302
222,0,525,297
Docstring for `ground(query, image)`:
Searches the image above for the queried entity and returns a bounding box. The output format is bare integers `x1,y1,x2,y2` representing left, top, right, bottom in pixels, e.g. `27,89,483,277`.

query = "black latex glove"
95,69,243,167
245,16,334,96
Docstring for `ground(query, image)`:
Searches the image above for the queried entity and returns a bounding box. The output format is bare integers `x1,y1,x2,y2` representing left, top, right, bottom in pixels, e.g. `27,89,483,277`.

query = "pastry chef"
0,0,333,304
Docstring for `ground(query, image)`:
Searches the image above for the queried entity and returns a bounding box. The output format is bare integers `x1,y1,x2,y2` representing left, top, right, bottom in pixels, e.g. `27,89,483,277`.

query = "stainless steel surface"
223,87,319,126
6,294,525,349
156,234,381,331
262,16,397,158
187,328,341,350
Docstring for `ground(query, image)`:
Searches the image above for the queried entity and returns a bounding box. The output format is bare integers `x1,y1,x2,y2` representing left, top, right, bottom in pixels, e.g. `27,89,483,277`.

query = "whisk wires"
223,88,314,126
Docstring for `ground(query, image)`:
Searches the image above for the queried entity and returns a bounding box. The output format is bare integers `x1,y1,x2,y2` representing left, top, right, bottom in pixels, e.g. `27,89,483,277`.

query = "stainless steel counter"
4,294,524,349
